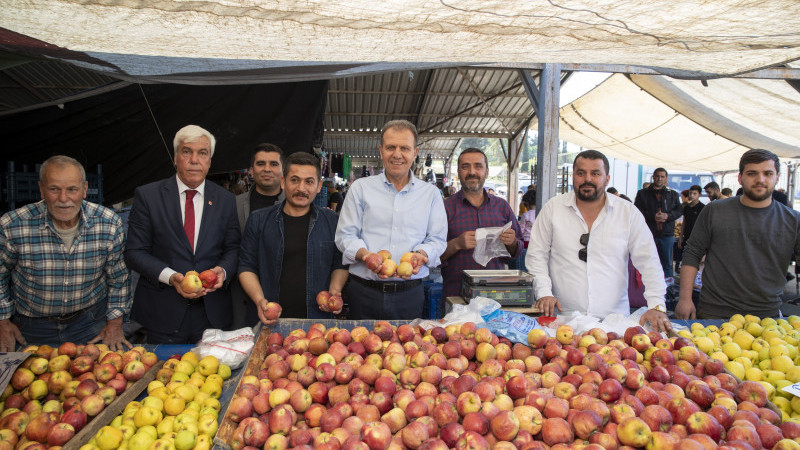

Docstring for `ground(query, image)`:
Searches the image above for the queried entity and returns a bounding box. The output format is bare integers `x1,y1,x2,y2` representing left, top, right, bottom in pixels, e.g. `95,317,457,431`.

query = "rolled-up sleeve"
104,219,131,320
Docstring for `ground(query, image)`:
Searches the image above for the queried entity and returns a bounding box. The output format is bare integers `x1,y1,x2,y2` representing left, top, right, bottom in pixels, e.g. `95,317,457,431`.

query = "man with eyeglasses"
526,150,671,332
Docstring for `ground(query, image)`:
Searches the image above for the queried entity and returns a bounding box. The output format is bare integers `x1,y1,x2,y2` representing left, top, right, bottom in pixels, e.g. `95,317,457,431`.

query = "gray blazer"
236,188,285,234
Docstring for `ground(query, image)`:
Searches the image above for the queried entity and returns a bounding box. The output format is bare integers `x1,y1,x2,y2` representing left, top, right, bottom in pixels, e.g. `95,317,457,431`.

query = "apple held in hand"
181,271,203,293
397,261,413,277
328,294,343,313
317,291,332,309
265,302,283,321
198,269,217,289
364,253,384,271
316,291,343,313
400,252,423,269
380,260,398,277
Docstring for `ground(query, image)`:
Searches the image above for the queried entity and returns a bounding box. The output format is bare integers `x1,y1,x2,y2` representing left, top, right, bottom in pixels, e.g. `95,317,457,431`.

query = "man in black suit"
125,125,240,344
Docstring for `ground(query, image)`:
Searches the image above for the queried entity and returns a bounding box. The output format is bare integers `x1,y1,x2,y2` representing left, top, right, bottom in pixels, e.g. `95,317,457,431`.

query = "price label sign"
782,382,800,398
0,352,32,395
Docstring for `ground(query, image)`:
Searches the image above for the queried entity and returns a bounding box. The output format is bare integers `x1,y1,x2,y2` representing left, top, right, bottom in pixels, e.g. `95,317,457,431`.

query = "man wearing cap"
336,120,447,320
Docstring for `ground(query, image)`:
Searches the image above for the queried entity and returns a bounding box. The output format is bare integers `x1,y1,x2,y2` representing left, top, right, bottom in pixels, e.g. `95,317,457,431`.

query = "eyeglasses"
578,233,590,262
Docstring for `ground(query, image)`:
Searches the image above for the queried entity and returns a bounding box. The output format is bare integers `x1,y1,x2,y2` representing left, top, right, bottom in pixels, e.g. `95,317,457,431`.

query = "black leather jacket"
634,186,682,237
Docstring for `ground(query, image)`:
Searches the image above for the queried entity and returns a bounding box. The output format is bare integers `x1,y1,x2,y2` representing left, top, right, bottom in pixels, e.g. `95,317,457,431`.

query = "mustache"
579,182,598,190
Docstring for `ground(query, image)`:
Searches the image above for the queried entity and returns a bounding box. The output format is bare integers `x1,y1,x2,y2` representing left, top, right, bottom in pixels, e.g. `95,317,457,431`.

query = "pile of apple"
364,251,424,278
82,352,230,450
683,314,800,424
221,320,800,449
0,343,157,449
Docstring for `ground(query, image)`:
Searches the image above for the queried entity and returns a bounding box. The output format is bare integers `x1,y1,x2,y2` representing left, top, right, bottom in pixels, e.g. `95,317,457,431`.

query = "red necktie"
184,189,196,251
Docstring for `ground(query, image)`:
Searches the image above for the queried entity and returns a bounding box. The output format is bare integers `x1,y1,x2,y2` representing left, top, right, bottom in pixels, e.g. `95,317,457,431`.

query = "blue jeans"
13,301,107,347
654,236,674,277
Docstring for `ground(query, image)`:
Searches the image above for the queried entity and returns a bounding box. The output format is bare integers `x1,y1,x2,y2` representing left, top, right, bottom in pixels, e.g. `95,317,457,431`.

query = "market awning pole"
534,64,561,207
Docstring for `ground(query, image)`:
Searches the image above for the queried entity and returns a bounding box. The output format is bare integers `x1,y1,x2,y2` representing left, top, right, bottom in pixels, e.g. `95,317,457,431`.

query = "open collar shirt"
441,190,522,297
526,192,666,318
0,200,131,320
335,171,447,281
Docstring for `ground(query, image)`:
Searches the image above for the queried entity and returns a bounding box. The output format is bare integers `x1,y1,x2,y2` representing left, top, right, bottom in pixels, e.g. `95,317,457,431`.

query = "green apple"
174,430,196,450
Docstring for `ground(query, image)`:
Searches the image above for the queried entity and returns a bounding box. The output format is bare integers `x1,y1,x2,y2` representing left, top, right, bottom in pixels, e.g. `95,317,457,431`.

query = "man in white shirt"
525,150,671,332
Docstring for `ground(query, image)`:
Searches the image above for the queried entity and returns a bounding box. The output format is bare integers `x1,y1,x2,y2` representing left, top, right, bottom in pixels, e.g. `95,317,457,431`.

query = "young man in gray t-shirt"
676,149,800,319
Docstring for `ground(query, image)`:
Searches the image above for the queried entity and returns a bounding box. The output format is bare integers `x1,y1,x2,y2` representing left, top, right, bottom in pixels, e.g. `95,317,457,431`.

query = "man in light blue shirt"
336,120,447,319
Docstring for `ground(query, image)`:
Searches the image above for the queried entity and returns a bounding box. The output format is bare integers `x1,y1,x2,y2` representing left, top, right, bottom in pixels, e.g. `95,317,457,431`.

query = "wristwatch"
650,304,667,313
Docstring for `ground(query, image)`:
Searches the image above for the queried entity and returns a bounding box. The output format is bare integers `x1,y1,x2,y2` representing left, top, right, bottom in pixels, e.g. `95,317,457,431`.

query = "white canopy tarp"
2,0,800,82
559,73,800,171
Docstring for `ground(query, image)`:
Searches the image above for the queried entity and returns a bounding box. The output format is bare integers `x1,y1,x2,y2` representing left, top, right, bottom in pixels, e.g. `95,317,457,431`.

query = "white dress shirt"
526,192,666,318
157,176,206,285
335,171,447,281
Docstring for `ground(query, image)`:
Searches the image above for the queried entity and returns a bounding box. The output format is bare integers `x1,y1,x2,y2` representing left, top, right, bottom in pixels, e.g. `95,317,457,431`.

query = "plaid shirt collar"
36,200,93,234
455,188,492,208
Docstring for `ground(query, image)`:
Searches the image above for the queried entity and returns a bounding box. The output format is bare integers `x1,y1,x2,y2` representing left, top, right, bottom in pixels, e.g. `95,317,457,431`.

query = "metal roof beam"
421,82,523,132
478,63,800,80
457,67,511,135
328,89,527,98
325,130,511,139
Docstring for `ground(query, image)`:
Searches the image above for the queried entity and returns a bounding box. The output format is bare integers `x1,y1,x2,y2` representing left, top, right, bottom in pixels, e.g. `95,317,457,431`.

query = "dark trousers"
654,236,674,277
145,302,211,344
228,279,259,330
13,301,107,347
346,280,424,320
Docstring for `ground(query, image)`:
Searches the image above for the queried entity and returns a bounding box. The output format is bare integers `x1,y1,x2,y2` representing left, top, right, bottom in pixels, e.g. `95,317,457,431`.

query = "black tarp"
1,81,328,205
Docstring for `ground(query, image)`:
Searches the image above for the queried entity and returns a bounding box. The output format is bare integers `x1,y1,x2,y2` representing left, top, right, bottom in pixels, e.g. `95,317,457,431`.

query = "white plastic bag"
190,327,256,369
544,307,686,336
473,222,512,266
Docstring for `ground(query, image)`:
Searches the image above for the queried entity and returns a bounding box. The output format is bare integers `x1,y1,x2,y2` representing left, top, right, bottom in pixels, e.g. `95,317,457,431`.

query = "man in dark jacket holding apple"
125,125,240,344
239,152,348,323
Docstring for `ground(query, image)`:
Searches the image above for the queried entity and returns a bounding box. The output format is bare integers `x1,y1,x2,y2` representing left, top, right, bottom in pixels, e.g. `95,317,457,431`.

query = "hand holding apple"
317,290,344,314
363,252,384,273
171,271,204,298
198,269,218,289
257,299,283,325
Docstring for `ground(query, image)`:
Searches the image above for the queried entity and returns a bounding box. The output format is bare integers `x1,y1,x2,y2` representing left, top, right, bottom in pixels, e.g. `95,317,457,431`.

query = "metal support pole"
535,64,561,208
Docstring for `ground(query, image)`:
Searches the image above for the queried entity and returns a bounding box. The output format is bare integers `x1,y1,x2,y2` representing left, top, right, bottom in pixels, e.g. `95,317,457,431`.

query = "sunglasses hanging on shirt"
578,233,590,262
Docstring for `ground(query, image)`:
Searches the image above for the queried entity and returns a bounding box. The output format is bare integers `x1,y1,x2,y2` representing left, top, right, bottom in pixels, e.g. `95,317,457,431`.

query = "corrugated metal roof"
0,58,119,112
0,56,538,163
323,67,538,160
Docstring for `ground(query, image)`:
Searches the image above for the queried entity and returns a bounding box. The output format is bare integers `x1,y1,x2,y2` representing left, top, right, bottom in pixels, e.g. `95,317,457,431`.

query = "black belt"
44,309,85,324
351,275,422,293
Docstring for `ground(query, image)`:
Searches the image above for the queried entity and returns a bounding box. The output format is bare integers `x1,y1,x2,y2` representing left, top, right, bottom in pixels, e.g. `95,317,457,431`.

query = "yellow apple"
95,426,124,450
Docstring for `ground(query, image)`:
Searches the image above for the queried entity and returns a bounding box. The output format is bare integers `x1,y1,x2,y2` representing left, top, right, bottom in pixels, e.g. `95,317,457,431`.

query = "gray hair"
173,125,216,157
40,155,86,183
381,120,418,146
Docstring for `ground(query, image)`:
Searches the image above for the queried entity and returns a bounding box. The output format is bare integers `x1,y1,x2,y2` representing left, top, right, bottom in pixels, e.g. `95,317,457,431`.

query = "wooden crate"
62,361,164,450
214,325,271,450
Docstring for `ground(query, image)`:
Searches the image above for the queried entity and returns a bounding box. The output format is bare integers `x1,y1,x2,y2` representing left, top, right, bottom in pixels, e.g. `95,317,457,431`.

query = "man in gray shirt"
676,149,800,319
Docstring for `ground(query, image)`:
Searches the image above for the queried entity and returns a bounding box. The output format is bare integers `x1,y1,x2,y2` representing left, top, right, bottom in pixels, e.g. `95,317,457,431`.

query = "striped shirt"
0,200,131,320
